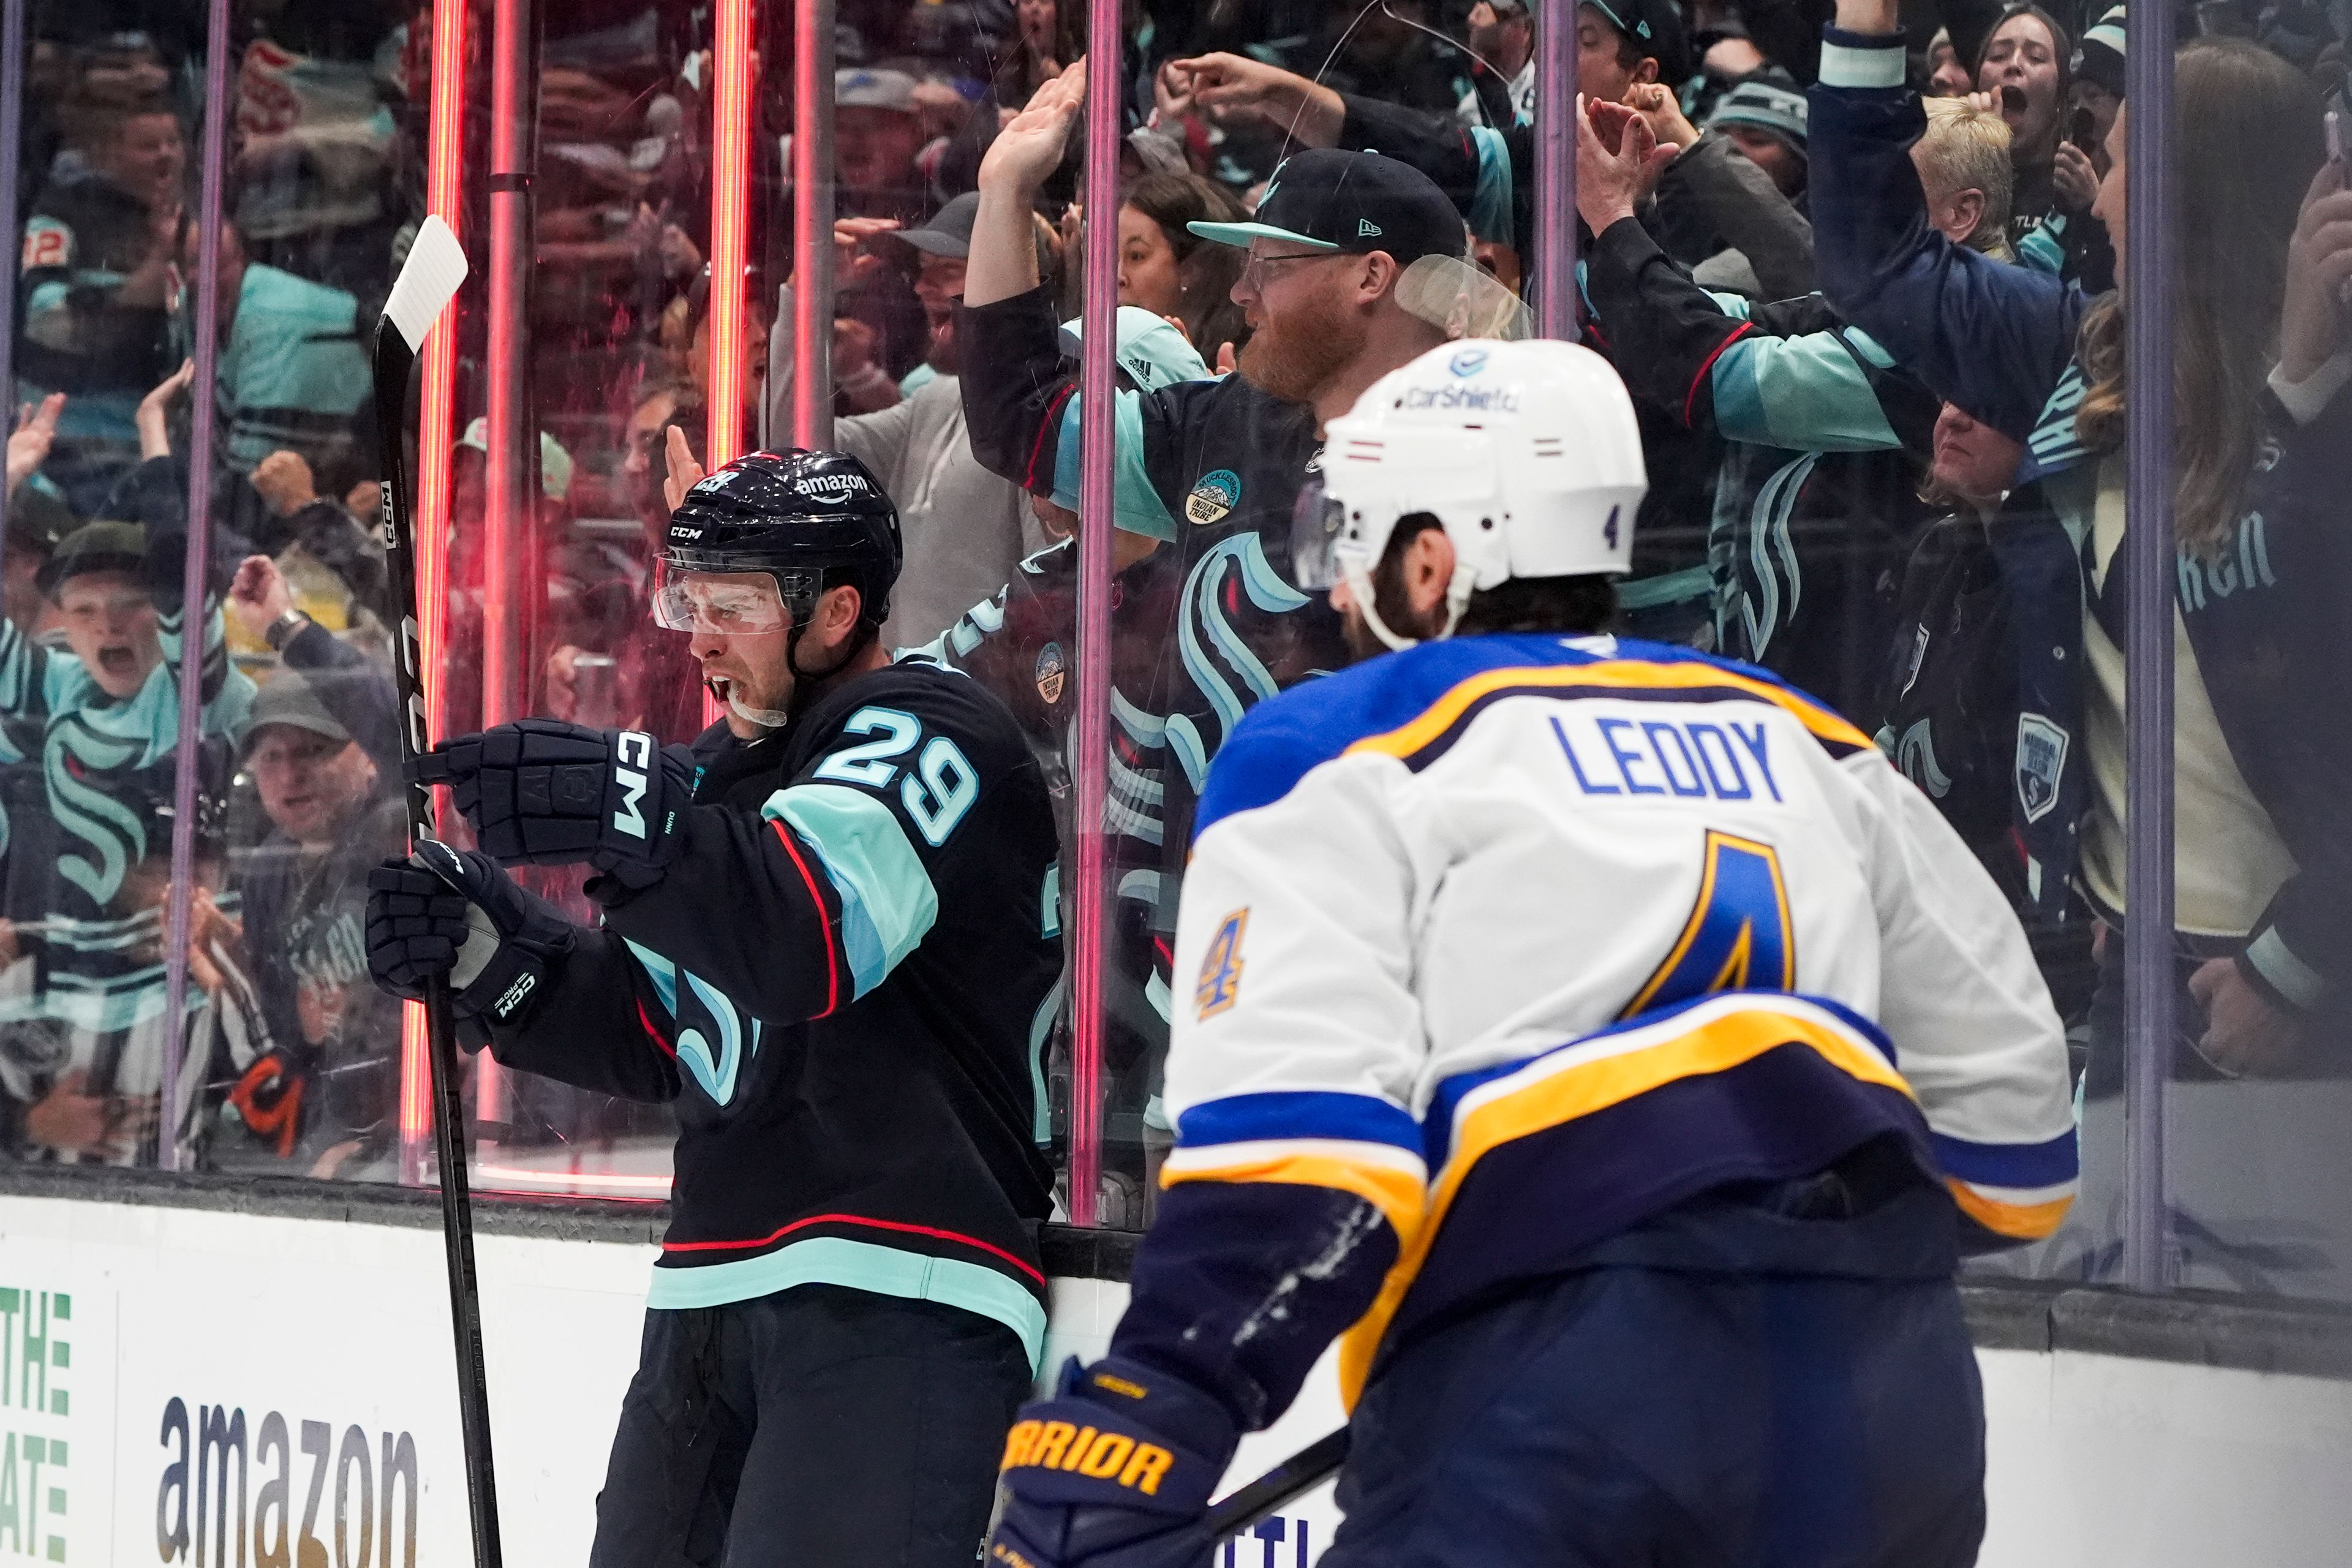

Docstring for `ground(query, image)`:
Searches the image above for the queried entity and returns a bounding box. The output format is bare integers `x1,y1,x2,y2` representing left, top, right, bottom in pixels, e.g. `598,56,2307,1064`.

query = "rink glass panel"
2138,32,2349,1303
0,0,2334,1300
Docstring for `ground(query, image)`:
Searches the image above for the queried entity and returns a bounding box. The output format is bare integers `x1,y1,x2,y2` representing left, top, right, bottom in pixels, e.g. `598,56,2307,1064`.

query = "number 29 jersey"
1118,632,2077,1426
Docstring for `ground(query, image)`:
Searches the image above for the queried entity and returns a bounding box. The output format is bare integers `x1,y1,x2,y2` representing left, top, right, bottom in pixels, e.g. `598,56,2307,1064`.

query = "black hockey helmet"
657,447,902,631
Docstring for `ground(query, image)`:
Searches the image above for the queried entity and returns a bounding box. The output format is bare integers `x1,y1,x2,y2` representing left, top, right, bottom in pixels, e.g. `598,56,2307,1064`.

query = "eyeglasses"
1239,249,1336,289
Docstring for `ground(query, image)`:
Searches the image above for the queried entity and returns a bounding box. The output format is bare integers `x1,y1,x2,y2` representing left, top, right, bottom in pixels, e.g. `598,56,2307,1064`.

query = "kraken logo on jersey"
1166,534,1312,791
48,722,152,907
624,938,763,1106
1894,718,1954,799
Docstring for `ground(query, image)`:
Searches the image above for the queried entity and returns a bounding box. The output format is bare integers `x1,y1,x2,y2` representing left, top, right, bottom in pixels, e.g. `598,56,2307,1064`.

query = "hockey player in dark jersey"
362,448,1061,1565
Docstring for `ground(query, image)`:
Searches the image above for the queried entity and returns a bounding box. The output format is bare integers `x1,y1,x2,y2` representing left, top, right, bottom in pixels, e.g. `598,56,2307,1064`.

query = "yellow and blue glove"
986,1356,1238,1568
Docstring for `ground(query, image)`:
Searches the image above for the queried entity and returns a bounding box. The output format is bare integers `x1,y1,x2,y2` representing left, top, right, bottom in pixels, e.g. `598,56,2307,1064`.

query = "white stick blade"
385,215,469,351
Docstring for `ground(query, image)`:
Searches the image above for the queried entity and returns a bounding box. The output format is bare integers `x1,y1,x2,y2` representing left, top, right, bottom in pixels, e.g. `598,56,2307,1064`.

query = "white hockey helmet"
1292,337,1648,649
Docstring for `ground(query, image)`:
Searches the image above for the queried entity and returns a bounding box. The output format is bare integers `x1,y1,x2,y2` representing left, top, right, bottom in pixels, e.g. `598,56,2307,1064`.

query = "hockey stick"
372,215,503,1568
1199,1427,1351,1549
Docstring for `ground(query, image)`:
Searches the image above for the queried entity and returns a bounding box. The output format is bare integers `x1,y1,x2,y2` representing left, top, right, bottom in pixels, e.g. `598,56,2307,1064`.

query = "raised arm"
1585,219,1911,452
1808,8,2079,442
964,61,1083,310
1174,53,1345,152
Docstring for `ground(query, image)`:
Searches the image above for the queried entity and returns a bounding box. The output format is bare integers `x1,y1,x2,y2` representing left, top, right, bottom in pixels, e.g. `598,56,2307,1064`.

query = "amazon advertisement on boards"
0,1196,1347,1567
1,1188,2347,1567
0,1196,650,1565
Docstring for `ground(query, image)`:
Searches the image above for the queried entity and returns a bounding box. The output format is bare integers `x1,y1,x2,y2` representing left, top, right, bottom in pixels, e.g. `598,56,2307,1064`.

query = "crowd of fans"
0,0,2343,1292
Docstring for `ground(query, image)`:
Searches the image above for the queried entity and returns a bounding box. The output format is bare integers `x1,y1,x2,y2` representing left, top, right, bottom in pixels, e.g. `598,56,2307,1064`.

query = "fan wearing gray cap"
206,551,405,1174
1662,74,1817,299
834,68,929,218
763,189,1055,649
1708,77,1809,198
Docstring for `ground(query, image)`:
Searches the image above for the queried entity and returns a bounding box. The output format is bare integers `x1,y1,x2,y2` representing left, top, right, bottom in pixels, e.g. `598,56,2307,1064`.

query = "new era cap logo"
1359,219,1382,237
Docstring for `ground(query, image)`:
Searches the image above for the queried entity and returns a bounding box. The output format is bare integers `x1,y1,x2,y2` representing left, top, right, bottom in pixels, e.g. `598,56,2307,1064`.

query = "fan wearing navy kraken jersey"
363,449,1060,1566
986,341,2075,1568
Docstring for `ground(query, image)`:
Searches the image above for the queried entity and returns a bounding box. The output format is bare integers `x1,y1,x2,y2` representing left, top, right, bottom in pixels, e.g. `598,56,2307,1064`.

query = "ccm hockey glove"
413,718,695,889
365,840,573,1044
986,1356,1238,1568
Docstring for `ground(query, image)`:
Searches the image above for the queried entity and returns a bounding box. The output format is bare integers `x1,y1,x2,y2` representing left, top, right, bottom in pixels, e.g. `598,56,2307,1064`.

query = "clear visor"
1394,254,1534,342
1289,476,1366,592
650,563,793,635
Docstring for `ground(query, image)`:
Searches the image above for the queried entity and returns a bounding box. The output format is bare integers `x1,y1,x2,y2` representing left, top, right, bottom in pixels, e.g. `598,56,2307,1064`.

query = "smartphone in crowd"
2070,104,2098,156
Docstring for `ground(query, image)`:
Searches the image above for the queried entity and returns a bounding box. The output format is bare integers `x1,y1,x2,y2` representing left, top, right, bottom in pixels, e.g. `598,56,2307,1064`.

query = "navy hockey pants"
587,1283,1031,1567
1321,1184,1985,1568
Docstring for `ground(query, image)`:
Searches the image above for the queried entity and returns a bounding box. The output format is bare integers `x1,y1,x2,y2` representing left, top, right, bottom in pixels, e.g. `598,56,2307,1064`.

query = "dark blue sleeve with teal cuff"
1808,28,2084,443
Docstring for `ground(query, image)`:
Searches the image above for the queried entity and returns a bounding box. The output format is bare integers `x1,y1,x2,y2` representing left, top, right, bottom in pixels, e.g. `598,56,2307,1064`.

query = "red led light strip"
401,0,470,1167
700,0,756,732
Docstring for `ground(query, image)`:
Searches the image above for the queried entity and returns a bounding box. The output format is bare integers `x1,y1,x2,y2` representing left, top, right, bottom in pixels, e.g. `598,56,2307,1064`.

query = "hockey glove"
225,1047,315,1157
986,1356,1238,1568
412,718,695,889
364,840,574,1044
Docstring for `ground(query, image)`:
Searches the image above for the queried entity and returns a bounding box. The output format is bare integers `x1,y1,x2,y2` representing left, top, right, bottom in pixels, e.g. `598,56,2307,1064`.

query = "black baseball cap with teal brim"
1186,149,1467,269
1583,0,1693,87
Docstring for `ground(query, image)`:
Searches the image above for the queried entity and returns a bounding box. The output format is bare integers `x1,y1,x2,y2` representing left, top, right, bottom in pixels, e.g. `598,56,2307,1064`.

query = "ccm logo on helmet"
997,1420,1175,1494
612,731,656,839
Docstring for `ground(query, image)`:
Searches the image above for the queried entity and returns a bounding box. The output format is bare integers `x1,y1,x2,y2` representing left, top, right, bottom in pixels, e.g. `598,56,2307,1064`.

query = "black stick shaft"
374,326,505,1568
1199,1428,1349,1548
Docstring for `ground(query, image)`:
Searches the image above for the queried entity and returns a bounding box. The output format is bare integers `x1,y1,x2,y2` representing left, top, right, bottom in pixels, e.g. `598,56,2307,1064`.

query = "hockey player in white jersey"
984,338,2077,1568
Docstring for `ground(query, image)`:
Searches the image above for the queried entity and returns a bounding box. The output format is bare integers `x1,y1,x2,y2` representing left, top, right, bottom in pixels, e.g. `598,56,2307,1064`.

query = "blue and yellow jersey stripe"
1336,992,1915,1403
1160,992,2076,1409
1161,1090,1430,1243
